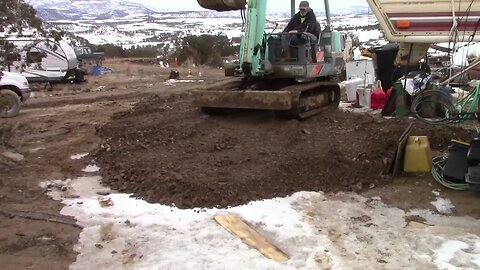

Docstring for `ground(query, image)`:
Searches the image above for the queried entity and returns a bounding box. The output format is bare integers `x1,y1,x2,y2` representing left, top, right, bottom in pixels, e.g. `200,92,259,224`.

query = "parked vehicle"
74,46,105,75
0,71,31,118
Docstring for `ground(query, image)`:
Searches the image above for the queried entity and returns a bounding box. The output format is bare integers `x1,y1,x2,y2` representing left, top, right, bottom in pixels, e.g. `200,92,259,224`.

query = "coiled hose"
432,155,470,191
411,84,480,124
411,89,457,124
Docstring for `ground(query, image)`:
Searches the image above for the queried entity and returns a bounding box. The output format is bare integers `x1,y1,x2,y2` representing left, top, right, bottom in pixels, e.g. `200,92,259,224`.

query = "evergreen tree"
0,0,43,75
175,34,238,67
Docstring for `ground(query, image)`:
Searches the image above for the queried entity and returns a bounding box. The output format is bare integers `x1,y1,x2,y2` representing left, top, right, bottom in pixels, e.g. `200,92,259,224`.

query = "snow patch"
82,164,100,173
39,176,480,269
431,197,456,214
433,240,472,270
71,153,89,160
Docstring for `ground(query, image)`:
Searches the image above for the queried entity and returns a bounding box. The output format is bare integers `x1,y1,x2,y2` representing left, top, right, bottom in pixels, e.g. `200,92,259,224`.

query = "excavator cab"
267,32,319,64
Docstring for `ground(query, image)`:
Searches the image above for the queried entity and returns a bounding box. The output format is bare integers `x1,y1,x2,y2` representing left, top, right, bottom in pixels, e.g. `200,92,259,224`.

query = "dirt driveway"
0,60,219,270
0,60,478,269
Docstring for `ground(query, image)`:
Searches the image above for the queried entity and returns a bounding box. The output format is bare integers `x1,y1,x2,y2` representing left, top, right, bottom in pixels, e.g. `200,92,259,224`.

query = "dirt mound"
94,94,473,209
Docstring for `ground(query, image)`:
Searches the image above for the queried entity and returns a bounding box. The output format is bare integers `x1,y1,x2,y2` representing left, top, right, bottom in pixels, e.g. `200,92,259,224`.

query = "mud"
95,94,473,209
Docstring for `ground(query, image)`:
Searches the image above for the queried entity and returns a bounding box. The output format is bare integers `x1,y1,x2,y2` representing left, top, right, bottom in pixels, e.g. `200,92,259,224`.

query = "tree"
0,0,42,34
347,33,360,48
174,34,239,67
1,0,43,78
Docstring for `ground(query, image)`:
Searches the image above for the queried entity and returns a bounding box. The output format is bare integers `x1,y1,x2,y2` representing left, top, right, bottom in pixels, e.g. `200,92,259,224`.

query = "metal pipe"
323,0,331,30
441,57,480,85
291,0,295,18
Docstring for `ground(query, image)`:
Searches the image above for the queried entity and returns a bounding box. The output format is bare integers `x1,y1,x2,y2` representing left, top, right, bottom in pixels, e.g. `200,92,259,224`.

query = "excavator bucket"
197,0,247,11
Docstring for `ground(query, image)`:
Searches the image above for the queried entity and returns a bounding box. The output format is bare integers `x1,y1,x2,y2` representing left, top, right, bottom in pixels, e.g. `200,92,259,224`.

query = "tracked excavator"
193,0,345,119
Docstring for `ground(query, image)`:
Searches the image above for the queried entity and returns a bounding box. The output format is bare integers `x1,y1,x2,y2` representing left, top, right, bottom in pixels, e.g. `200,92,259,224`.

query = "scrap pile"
343,43,480,195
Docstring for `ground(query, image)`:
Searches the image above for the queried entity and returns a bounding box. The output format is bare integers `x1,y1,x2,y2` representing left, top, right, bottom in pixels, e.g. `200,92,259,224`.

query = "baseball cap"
299,1,309,10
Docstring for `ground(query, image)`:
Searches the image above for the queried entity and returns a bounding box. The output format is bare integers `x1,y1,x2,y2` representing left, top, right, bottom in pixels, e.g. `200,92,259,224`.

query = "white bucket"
344,77,363,102
356,85,372,108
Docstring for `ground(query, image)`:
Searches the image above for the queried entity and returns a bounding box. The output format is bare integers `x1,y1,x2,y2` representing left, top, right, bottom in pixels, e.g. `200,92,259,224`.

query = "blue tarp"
91,66,113,76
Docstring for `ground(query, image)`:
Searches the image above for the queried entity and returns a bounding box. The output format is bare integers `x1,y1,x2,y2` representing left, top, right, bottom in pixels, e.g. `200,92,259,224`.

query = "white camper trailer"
3,36,79,83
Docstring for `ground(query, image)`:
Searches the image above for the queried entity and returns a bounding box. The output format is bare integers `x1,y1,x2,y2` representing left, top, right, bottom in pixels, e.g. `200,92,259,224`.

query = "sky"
125,0,368,12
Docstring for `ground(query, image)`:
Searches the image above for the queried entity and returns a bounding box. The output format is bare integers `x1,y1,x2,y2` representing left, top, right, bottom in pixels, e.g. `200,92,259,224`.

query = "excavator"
193,0,480,119
194,0,345,119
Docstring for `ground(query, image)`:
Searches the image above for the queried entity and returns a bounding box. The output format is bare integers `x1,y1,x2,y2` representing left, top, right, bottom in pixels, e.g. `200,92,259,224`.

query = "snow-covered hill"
332,5,372,16
25,0,157,20
23,0,380,48
26,0,371,21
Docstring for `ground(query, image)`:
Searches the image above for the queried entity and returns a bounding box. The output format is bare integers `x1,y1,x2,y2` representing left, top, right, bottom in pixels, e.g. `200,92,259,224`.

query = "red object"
385,87,393,100
371,84,387,110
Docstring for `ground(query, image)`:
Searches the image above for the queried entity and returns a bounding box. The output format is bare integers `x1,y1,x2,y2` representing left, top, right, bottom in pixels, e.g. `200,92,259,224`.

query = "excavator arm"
198,0,266,76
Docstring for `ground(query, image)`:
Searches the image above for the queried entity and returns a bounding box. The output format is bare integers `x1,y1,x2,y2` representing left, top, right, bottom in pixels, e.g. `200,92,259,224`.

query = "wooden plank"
214,214,289,262
406,221,432,230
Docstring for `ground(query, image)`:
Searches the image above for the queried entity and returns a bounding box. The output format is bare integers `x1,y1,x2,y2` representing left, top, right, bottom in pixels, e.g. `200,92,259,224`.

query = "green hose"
411,83,480,124
432,155,470,191
455,83,480,118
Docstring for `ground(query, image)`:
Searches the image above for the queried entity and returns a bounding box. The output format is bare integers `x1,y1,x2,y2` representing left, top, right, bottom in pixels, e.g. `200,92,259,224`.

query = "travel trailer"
2,36,80,84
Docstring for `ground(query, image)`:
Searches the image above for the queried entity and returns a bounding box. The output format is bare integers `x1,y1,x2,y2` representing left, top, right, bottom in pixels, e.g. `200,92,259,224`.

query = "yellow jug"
403,136,432,173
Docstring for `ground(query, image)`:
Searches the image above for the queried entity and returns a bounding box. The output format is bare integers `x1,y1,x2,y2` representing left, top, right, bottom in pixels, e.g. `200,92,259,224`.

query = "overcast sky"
125,0,368,12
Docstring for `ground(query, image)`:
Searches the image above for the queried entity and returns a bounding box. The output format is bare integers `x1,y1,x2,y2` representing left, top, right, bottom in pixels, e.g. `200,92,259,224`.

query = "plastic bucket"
344,78,363,102
356,85,372,108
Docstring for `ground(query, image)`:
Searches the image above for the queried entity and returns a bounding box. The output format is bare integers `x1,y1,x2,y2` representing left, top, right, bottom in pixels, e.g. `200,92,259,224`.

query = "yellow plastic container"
403,136,432,173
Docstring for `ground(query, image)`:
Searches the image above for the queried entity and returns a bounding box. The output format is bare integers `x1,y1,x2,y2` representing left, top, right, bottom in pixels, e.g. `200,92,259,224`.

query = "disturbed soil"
95,94,473,209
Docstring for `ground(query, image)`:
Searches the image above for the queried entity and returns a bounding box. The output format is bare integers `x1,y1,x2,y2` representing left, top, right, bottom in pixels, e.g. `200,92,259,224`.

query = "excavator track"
192,79,340,120
273,81,341,119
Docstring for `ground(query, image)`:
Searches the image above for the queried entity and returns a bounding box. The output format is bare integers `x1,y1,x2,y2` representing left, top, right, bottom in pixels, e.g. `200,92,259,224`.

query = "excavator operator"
281,1,320,60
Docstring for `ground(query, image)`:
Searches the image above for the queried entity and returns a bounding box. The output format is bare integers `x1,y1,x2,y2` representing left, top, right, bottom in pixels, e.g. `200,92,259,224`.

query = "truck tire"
0,89,21,118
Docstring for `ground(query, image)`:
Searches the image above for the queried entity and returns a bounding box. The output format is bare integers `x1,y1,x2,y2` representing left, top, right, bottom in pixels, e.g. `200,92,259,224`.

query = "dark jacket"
283,9,319,38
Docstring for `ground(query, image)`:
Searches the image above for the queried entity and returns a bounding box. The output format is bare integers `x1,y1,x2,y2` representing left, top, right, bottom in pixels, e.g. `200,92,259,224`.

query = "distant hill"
331,6,372,16
26,0,371,21
25,0,158,20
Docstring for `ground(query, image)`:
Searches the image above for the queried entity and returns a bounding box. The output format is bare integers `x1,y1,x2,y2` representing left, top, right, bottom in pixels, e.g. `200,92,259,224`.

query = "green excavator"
193,0,346,119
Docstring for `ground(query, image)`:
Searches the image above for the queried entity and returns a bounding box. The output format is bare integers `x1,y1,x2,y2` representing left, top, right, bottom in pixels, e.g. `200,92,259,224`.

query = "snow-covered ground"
50,14,381,46
40,158,480,270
